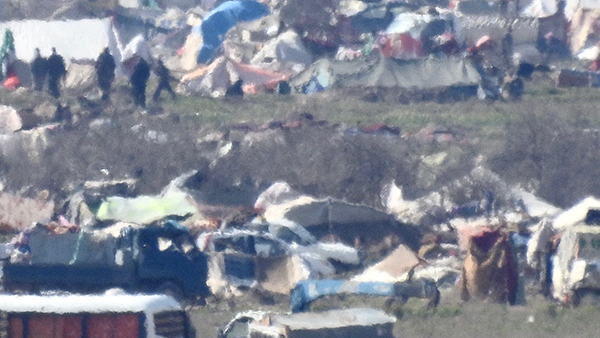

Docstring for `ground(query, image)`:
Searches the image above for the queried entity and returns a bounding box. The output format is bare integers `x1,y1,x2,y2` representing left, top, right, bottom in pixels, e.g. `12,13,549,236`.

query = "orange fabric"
3,74,19,90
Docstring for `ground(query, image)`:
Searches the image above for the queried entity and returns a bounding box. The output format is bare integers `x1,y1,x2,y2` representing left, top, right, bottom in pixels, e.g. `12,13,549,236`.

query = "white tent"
0,18,120,64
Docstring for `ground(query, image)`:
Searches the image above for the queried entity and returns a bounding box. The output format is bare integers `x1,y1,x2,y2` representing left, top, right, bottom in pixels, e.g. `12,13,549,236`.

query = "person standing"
130,56,150,108
47,47,66,99
31,48,48,92
152,59,176,101
95,47,116,100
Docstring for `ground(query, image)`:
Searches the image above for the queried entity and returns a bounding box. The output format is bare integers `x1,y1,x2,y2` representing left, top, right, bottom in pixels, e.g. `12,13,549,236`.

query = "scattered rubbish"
219,308,396,338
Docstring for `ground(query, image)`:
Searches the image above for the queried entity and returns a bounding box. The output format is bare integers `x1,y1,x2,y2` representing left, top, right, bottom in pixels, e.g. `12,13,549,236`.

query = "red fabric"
3,74,19,90
9,315,24,338
379,33,423,59
57,315,83,338
87,314,113,338
28,314,55,338
114,314,139,338
593,59,599,71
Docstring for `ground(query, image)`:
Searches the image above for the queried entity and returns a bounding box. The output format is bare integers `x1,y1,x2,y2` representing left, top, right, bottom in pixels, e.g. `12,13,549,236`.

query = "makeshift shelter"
264,196,421,252
553,196,600,230
0,19,120,64
459,229,518,304
352,244,423,283
566,0,600,55
179,56,289,97
195,0,270,64
250,30,313,71
291,56,481,100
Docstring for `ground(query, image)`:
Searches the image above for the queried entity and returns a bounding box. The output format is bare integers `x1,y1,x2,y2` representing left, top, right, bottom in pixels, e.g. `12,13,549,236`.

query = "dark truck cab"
1,222,209,301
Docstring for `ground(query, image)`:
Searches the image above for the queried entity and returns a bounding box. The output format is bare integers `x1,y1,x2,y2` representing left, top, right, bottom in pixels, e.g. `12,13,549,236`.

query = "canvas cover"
352,244,422,283
27,228,117,266
459,230,518,304
292,56,480,92
0,19,120,64
250,30,313,69
179,56,288,97
0,105,21,134
521,0,559,17
568,8,600,54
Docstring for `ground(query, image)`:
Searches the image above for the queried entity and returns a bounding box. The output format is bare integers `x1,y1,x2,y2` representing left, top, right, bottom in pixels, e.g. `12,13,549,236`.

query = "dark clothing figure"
152,60,176,101
539,33,570,61
130,57,150,108
30,49,48,91
47,48,66,99
95,47,116,100
225,79,244,97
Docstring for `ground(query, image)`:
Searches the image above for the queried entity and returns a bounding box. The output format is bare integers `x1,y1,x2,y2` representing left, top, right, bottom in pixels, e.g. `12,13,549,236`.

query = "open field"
187,290,600,338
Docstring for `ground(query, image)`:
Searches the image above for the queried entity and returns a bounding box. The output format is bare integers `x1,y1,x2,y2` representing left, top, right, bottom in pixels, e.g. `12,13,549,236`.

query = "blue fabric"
290,280,395,312
196,0,270,64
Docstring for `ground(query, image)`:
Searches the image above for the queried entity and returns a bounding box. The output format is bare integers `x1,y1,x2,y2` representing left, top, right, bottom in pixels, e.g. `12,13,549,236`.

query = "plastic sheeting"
250,30,313,69
96,186,198,225
0,105,21,134
195,0,270,64
179,56,288,97
0,19,119,63
292,56,481,93
351,245,422,283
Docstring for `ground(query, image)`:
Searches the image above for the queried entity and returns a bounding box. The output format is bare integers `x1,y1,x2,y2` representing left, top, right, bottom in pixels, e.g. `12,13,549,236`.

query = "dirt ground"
188,290,600,338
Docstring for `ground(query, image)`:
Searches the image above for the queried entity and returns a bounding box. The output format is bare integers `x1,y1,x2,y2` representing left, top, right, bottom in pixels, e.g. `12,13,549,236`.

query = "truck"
0,293,196,338
552,225,600,305
1,221,210,302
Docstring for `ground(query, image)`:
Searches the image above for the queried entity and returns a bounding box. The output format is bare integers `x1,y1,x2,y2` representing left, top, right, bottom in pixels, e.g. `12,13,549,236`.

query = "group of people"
31,47,67,98
30,47,176,107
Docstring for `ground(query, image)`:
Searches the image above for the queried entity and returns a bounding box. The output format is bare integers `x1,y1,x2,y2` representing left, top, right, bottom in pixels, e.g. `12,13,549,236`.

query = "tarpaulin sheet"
96,187,198,225
0,19,120,63
341,57,481,90
196,0,269,64
290,279,396,312
180,56,288,96
292,57,480,92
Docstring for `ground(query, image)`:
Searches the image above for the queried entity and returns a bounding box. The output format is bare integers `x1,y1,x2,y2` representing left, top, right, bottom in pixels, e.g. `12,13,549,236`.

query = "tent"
267,197,421,251
0,19,120,64
179,56,288,97
195,0,270,64
291,56,481,94
250,30,313,71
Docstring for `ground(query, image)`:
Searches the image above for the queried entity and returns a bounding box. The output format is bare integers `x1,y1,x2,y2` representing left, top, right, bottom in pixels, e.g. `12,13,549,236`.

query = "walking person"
31,48,48,91
130,55,150,108
152,59,176,101
47,47,66,99
95,47,116,100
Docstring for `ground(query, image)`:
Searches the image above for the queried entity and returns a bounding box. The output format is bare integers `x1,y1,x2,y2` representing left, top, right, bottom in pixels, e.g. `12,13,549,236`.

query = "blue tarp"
196,0,270,64
290,280,396,312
